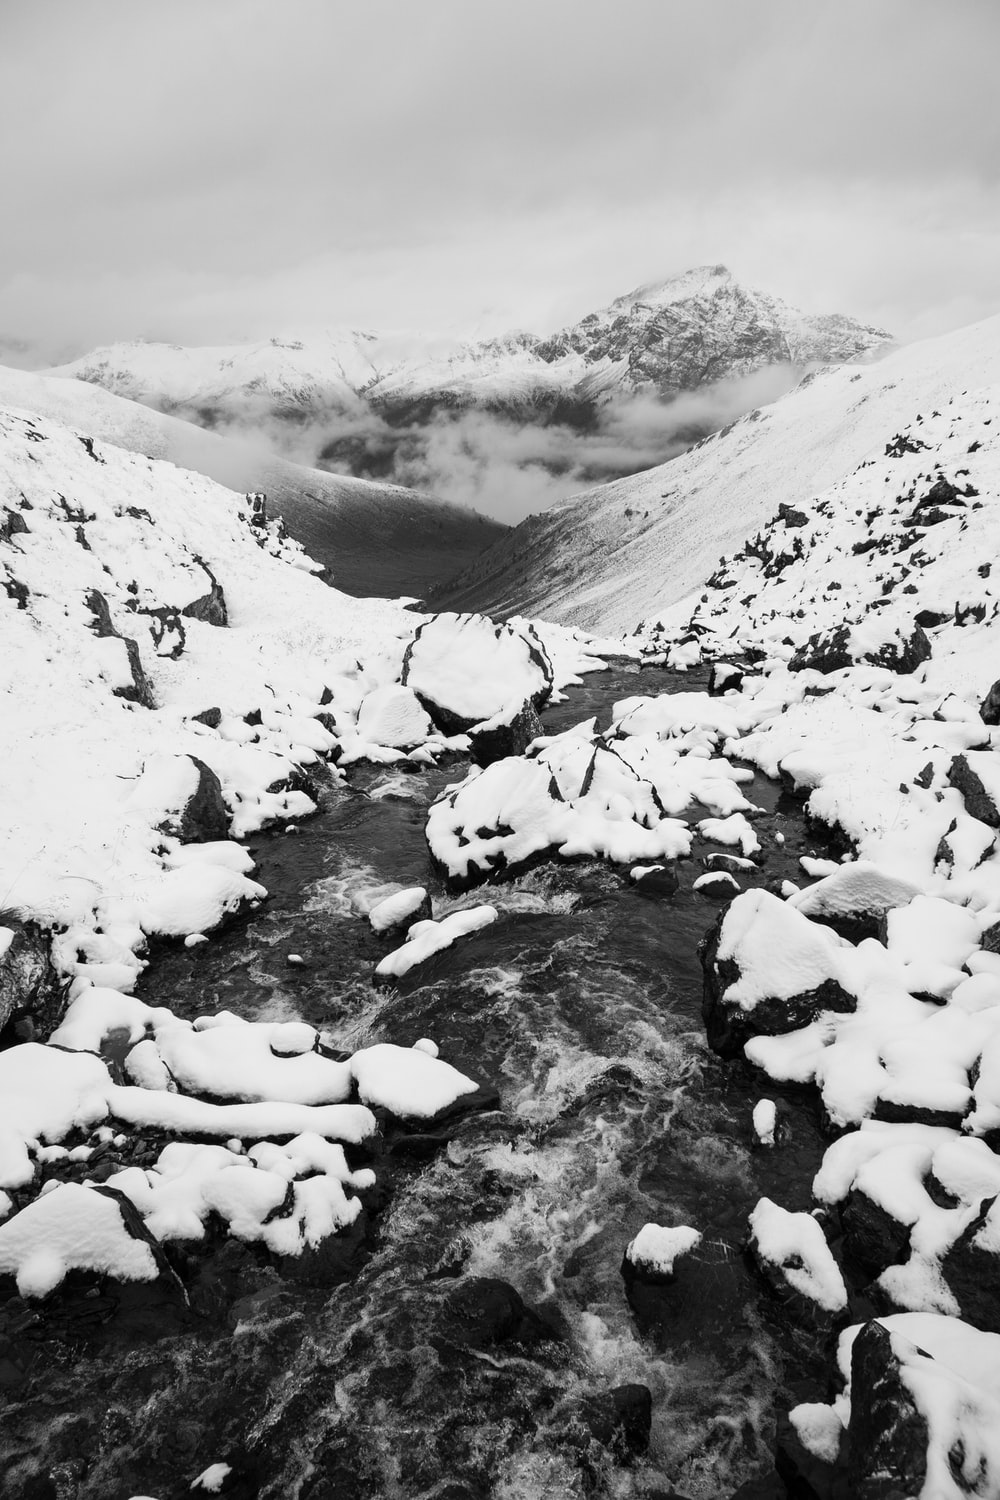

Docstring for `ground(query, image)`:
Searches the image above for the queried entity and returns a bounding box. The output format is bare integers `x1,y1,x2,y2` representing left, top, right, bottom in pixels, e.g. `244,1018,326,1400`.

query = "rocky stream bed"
0,662,858,1500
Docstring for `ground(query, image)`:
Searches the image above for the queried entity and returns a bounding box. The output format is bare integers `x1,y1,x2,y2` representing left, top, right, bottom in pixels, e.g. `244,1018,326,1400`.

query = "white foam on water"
303,860,397,918
366,773,424,803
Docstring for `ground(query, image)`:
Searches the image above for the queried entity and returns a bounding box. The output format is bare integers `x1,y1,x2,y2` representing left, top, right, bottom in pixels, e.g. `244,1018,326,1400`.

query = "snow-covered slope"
436,313,1000,630
0,364,505,595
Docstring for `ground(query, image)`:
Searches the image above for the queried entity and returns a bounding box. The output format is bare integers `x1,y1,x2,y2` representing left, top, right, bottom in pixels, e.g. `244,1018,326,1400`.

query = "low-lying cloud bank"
312,364,801,523
141,363,803,524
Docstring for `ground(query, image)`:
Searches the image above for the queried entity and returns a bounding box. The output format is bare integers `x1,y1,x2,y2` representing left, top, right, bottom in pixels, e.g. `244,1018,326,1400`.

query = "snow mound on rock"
401,612,553,732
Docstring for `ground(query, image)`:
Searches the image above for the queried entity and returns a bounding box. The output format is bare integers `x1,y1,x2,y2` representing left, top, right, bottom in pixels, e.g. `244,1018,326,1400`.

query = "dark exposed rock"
839,1189,910,1279
728,1476,788,1500
939,1195,1000,1332
789,621,931,677
885,432,928,457
77,435,105,464
0,916,59,1034
846,1321,928,1500
775,1408,845,1500
0,508,28,541
169,757,230,844
694,873,740,899
3,575,29,608
703,852,753,873
915,475,966,510
277,1213,370,1288
630,865,680,899
265,765,322,802
182,560,228,628
914,608,948,629
191,707,222,730
708,661,745,696
980,919,1000,955
865,624,932,674
85,590,156,709
468,701,543,766
980,678,1000,726
144,607,186,659
438,1277,559,1351
569,1383,652,1463
788,627,854,675
778,503,809,527
948,753,1000,827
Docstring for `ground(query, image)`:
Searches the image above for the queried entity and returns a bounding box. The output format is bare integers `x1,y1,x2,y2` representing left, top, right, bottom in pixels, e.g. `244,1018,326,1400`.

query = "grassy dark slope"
426,508,572,620
262,466,507,598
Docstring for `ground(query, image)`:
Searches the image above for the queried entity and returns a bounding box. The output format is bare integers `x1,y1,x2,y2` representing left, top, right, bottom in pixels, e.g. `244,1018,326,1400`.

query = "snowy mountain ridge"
45,266,890,468
436,312,1000,630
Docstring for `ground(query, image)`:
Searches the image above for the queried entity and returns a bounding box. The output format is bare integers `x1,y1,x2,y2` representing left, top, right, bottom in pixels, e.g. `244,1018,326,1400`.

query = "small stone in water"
285,824,298,834
184,932,208,948
413,1038,439,1057
286,952,306,967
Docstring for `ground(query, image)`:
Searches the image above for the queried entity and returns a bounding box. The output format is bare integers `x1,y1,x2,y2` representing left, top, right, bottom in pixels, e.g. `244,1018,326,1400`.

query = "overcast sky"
1,0,998,357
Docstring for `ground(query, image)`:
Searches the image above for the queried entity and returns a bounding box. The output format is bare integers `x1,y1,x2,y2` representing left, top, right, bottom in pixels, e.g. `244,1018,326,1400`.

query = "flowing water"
2,665,842,1500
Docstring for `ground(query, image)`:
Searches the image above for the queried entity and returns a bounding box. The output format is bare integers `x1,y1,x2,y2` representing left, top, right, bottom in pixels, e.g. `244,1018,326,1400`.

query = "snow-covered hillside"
437,313,1000,630
0,399,603,999
0,363,506,595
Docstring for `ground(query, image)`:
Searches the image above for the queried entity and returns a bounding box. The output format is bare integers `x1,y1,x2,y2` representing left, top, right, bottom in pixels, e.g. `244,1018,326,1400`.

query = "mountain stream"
3,664,842,1500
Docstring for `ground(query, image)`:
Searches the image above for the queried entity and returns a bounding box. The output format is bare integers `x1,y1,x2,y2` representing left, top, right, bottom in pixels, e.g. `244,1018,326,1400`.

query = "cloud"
1,1,999,349
310,365,802,523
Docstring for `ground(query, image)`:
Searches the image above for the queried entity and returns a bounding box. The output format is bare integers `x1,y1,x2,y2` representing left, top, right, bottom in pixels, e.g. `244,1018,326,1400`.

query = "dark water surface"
3,665,842,1500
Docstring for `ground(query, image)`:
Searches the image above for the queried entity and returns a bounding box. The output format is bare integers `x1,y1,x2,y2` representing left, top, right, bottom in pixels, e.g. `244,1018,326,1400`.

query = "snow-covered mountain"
0,363,505,597
434,312,1000,630
46,267,890,484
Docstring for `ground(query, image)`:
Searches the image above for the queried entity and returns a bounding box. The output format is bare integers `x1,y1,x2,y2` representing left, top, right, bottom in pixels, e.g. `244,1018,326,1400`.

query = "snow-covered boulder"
699,889,858,1057
789,1315,1000,1500
707,661,745,696
747,1198,848,1323
373,906,498,983
126,753,229,844
692,870,740,899
135,863,267,939
368,887,432,936
622,1223,701,1283
400,612,553,735
356,684,435,750
426,732,690,890
812,1122,1000,1328
0,1181,163,1297
788,860,921,940
348,1042,483,1121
